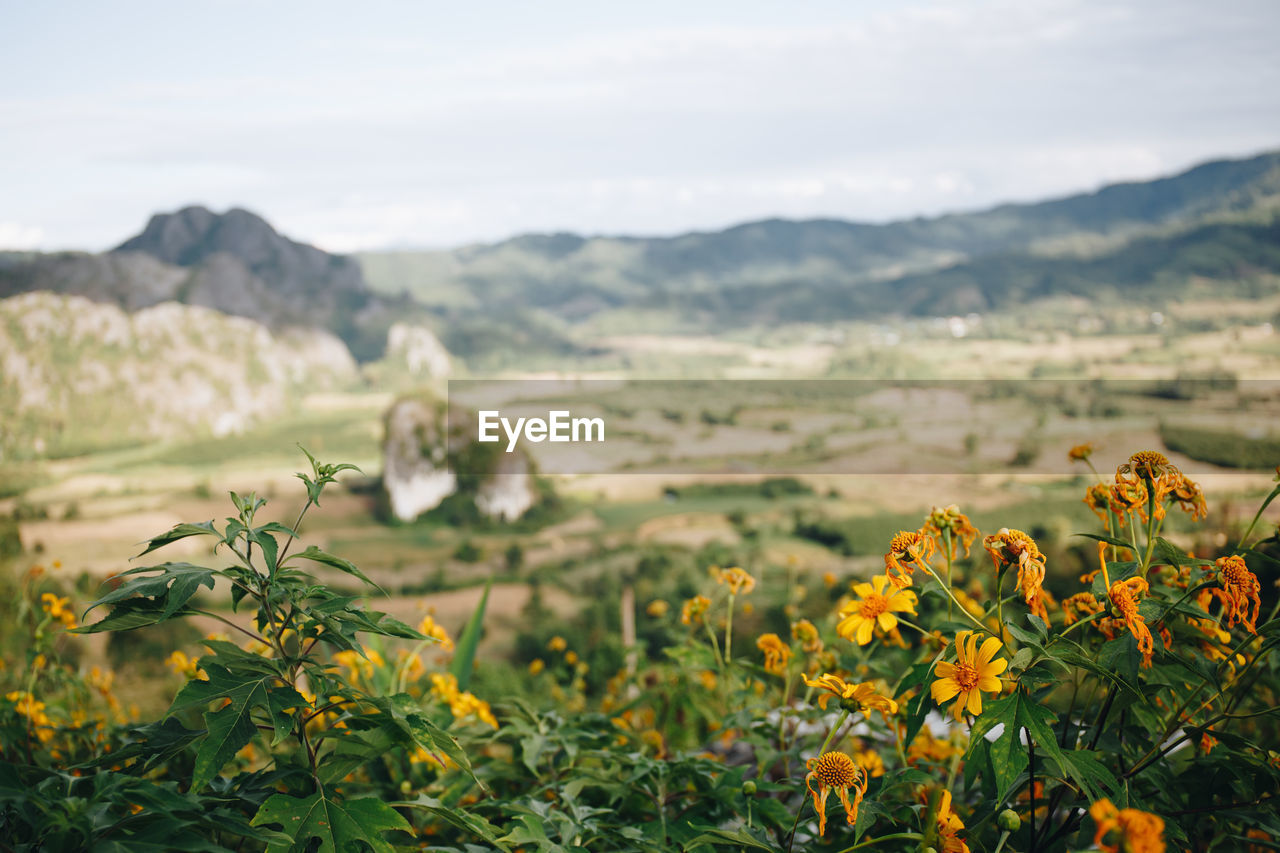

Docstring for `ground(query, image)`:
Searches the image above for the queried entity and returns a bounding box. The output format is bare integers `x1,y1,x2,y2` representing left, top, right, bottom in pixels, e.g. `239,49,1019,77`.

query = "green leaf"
73,597,196,633
1077,532,1133,550
136,520,219,557
1152,538,1213,568
251,790,411,853
293,546,382,592
396,795,512,851
81,562,217,621
450,579,491,691
685,827,776,851
1055,749,1120,801
170,663,306,787
193,700,258,793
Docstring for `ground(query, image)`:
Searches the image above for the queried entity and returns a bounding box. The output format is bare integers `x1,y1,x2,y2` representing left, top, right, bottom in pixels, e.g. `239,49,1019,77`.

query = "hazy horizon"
3,0,1279,254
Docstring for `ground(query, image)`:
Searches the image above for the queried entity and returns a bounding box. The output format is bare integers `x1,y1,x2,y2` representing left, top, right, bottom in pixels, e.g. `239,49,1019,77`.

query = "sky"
2,0,1279,253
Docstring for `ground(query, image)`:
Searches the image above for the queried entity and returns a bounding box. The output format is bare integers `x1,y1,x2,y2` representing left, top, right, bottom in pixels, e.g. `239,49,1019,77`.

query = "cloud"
0,222,45,250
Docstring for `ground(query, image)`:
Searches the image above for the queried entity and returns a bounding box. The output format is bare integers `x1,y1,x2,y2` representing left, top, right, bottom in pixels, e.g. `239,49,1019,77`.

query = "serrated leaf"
73,597,196,633
396,795,512,850
81,562,217,621
251,790,410,853
136,521,219,557
293,546,382,592
1055,749,1120,801
685,827,776,851
193,700,257,792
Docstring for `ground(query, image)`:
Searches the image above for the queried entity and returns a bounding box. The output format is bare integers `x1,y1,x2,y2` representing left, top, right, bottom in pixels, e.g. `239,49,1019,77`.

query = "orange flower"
1089,799,1165,853
1062,592,1103,626
934,789,972,853
716,567,756,595
681,595,711,625
1169,473,1207,521
984,529,1047,621
931,631,1006,720
756,633,792,676
836,575,917,645
884,529,934,588
1116,450,1177,482
924,505,979,560
1108,577,1154,668
790,619,823,655
1115,451,1180,521
804,751,867,837
1214,555,1261,633
1084,483,1114,524
1068,443,1094,462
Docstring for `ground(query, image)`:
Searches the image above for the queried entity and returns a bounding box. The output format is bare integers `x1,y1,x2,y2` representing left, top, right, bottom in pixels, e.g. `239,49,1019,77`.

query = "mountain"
0,292,357,460
1,206,427,361
358,150,1280,326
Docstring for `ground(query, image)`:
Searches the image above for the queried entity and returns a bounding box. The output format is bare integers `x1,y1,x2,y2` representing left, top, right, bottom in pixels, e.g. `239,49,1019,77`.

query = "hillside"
1,207,429,361
0,292,357,460
358,150,1280,328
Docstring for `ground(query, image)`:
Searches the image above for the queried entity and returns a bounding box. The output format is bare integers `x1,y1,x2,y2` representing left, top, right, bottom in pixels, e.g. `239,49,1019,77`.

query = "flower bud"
741,780,757,795
997,809,1022,832
399,780,412,795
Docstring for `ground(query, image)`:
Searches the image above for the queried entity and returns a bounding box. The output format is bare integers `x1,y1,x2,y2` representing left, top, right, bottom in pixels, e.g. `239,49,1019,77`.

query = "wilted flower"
802,673,898,715
717,567,756,595
1109,576,1154,668
1089,799,1165,853
791,618,823,655
681,595,711,625
804,751,868,837
983,529,1048,621
884,529,935,588
924,505,979,560
756,633,792,676
1214,554,1261,633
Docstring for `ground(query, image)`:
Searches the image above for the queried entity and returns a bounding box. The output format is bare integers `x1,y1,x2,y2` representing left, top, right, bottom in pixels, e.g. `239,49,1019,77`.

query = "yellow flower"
165,650,206,680
40,593,76,629
853,745,885,778
1089,799,1165,853
1108,577,1154,668
1170,473,1208,521
884,530,934,588
983,529,1048,621
1214,554,1261,633
681,595,711,625
931,631,1006,720
547,635,567,652
418,614,455,652
646,599,669,618
717,567,756,595
804,752,867,837
836,575,917,645
802,673,898,715
698,670,718,691
822,571,838,589
565,651,579,666
756,633,792,676
528,658,545,675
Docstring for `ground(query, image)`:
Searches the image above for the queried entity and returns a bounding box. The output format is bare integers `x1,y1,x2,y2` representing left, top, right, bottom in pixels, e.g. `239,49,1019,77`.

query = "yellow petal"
852,582,874,598
889,590,918,614
978,675,1002,692
935,661,956,677
966,688,983,716
877,612,898,632
871,575,889,595
965,632,980,662
985,657,1008,676
977,636,1003,666
954,630,971,656
856,618,876,645
932,678,960,702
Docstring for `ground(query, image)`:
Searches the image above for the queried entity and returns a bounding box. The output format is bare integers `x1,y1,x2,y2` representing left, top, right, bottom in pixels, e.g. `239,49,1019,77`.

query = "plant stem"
835,832,924,852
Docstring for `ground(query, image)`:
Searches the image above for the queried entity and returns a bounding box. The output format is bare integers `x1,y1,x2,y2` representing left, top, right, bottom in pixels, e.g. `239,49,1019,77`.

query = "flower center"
859,594,889,619
953,662,979,691
890,531,919,555
813,752,857,787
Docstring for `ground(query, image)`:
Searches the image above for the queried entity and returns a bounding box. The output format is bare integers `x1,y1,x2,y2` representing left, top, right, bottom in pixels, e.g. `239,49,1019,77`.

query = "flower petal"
935,661,956,677
985,657,1008,676
978,675,1002,692
932,678,960,702
856,618,876,645
967,688,984,716
977,636,1003,666
877,612,898,632
852,583,874,598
